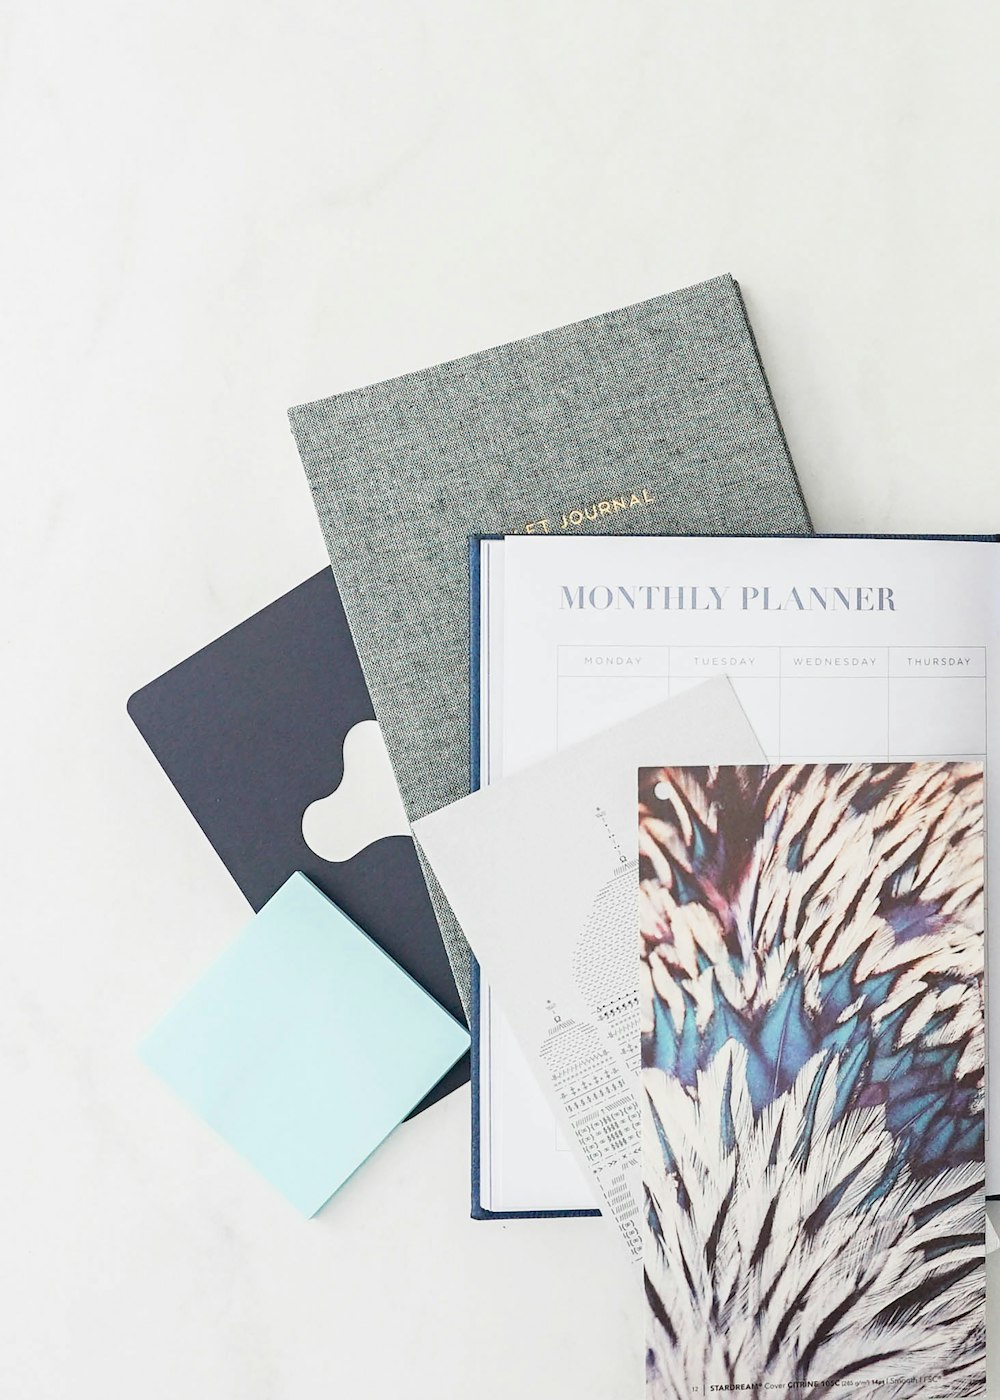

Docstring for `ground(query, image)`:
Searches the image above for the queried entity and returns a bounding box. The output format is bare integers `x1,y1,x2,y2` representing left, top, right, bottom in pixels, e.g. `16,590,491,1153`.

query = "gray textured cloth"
289,275,812,1013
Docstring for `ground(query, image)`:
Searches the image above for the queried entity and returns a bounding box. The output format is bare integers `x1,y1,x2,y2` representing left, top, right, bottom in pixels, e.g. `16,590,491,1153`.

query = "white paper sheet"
416,677,765,1260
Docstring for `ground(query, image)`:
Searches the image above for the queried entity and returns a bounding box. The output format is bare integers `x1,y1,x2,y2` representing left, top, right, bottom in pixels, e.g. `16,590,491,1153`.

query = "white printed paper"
416,677,764,1260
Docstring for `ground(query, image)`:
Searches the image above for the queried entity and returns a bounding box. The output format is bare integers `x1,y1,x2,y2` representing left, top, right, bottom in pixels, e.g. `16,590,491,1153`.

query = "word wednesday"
559,584,896,612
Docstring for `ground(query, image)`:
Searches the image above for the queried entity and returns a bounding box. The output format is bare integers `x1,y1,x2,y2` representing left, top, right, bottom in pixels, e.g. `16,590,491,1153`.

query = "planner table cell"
888,675,987,755
888,647,986,678
669,646,779,677
555,675,673,748
557,645,670,677
779,676,889,757
779,647,889,677
667,675,781,755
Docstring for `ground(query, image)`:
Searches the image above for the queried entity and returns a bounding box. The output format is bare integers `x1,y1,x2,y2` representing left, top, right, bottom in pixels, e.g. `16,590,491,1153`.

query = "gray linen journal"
288,275,811,1013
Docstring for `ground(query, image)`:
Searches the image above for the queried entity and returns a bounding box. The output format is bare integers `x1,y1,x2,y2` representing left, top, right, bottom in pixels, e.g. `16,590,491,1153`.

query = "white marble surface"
3,3,1000,1396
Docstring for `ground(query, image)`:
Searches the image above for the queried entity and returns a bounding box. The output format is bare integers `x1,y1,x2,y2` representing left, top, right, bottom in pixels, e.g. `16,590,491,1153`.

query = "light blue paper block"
140,872,470,1215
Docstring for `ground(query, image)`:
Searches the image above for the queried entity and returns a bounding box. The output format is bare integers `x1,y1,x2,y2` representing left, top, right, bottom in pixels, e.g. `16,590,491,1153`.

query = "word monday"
559,584,897,612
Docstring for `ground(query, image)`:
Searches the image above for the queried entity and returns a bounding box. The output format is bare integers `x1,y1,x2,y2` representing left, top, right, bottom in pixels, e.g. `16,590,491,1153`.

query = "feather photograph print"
639,763,985,1400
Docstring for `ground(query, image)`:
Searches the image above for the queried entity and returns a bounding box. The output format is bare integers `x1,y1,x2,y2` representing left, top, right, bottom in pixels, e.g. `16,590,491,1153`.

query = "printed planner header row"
556,645,986,679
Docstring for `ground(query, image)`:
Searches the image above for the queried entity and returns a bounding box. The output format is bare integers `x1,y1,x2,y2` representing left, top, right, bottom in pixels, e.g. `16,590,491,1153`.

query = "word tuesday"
559,584,896,611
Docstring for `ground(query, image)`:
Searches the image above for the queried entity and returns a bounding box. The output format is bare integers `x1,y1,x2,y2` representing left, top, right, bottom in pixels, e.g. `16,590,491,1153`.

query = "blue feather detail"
669,860,704,906
676,989,700,1086
757,966,812,1098
831,1039,868,1124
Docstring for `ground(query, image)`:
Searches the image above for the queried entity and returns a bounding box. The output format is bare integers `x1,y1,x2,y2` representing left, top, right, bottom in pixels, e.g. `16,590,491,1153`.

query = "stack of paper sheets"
416,533,992,1396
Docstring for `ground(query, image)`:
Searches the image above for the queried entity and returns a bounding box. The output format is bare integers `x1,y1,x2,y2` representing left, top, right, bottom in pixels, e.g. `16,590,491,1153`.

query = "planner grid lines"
554,644,987,766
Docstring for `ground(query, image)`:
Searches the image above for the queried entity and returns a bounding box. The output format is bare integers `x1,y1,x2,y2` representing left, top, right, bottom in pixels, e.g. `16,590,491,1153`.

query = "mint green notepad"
140,872,470,1215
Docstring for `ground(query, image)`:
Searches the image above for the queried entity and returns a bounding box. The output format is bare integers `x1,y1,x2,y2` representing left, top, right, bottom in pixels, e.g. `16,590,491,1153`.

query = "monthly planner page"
500,534,1000,1190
